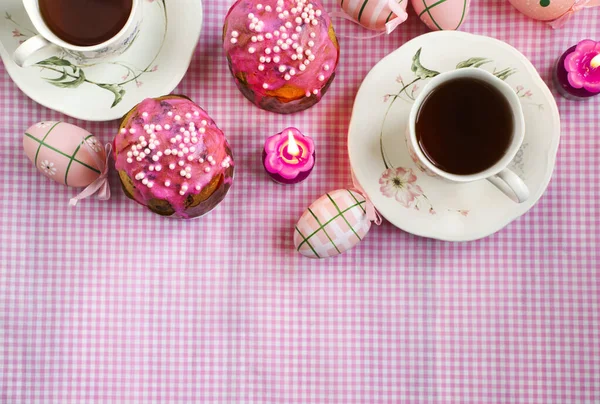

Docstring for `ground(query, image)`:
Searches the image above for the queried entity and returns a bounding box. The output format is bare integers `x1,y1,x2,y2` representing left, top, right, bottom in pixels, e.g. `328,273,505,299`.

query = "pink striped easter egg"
23,121,105,188
411,0,471,31
340,0,408,32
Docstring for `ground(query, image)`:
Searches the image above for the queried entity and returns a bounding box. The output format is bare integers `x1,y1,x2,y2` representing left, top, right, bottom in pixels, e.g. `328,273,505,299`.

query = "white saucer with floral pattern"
0,0,202,122
348,31,560,242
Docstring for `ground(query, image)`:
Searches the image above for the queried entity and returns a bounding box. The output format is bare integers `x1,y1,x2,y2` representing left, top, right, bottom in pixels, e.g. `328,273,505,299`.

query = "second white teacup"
406,68,529,203
13,0,142,67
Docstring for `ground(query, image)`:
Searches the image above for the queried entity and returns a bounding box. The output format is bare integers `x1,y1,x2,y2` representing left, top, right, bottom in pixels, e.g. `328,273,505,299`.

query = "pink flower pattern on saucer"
379,167,423,208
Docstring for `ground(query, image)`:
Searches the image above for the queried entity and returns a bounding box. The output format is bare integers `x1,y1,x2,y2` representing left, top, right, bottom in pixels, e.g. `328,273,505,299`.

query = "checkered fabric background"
1,1,599,402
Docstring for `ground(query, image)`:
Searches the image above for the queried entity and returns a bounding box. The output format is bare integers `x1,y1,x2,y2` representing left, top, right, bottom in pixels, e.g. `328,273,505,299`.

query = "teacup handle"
13,35,54,67
487,168,529,203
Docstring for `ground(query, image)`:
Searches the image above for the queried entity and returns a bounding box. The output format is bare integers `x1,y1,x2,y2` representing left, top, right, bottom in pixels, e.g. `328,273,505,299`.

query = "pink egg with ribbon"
411,0,471,31
23,121,106,188
339,0,408,33
509,0,576,20
294,189,378,259
508,0,600,27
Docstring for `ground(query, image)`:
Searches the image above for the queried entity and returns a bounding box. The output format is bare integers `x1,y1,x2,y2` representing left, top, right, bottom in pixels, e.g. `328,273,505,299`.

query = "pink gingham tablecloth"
1,1,599,402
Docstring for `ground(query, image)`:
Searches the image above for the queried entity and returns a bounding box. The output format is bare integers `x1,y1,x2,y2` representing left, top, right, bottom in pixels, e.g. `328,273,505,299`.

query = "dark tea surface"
415,77,514,175
40,0,133,47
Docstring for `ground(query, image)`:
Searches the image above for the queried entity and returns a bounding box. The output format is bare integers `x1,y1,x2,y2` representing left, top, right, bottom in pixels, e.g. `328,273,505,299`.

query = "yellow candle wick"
287,130,300,157
591,54,600,69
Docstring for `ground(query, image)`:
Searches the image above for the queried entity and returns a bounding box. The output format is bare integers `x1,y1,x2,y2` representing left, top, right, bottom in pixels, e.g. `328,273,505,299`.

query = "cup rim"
407,68,526,182
24,0,139,51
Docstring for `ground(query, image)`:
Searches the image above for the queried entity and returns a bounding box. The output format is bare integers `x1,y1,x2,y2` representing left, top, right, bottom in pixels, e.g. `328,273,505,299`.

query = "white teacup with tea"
406,68,529,203
13,0,142,67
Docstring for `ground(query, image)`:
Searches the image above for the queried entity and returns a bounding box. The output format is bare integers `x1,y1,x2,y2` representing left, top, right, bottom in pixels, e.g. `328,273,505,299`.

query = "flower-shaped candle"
263,128,315,184
554,39,600,100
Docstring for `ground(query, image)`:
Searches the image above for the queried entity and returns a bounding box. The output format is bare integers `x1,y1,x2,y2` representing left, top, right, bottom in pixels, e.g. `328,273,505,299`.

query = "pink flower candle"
554,39,600,100
263,127,315,184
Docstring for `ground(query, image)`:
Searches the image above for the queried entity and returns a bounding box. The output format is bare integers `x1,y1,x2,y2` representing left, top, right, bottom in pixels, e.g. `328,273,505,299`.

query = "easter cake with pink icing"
223,0,339,114
114,96,234,219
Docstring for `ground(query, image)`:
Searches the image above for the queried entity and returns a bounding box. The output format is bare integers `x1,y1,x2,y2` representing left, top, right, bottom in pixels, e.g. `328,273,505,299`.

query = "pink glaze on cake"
223,0,339,113
114,97,234,219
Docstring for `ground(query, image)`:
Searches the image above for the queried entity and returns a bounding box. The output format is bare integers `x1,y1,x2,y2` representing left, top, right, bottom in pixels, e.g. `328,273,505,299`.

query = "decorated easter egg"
411,0,471,30
23,121,105,187
294,189,372,259
340,0,408,33
508,0,576,21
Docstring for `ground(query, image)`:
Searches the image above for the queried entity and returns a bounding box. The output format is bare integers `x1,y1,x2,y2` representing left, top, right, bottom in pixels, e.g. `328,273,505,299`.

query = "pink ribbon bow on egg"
384,0,410,34
69,142,112,206
331,0,409,39
352,170,382,225
549,0,600,29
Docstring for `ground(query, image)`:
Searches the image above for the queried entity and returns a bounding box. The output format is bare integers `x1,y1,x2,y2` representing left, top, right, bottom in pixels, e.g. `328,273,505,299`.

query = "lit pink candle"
554,39,600,100
262,127,315,184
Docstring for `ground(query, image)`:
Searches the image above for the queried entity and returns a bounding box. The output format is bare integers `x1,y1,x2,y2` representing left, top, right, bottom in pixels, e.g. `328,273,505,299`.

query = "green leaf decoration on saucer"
411,48,440,80
456,57,492,69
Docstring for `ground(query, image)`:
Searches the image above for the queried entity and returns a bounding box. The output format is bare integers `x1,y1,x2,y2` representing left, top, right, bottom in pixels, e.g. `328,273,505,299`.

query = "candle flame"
287,130,300,157
591,54,600,69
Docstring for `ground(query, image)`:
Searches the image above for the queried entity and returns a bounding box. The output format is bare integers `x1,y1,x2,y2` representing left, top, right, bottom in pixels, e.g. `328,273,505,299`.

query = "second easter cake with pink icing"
223,0,340,114
114,96,234,219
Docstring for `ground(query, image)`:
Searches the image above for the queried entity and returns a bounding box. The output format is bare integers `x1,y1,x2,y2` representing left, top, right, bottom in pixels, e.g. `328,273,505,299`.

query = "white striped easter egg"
411,0,471,31
294,189,372,259
340,0,408,32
